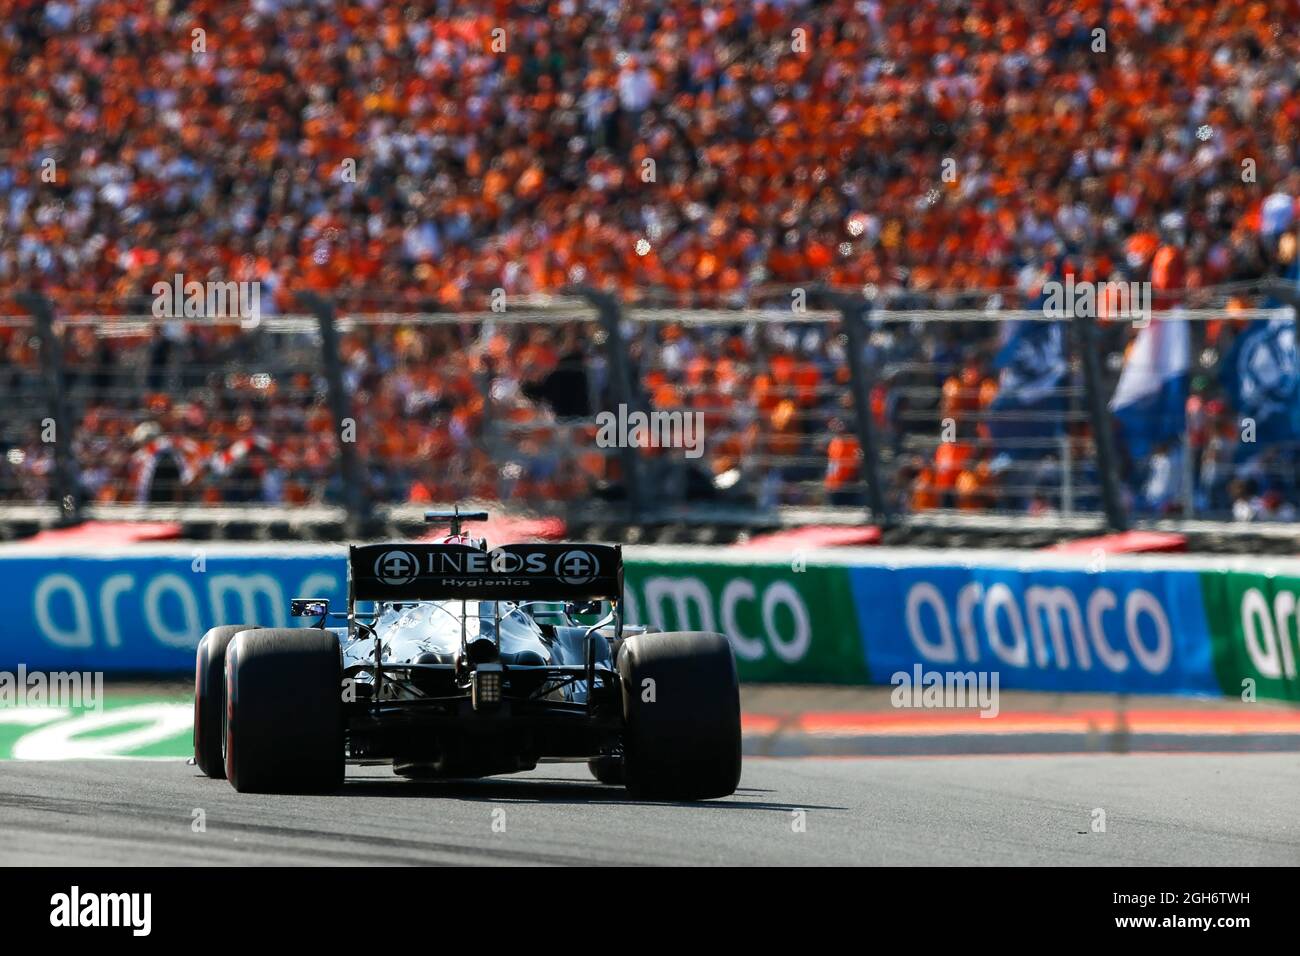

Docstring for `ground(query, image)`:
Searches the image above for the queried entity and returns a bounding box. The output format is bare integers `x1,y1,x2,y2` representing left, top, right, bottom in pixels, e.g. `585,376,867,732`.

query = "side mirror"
291,598,330,618
566,600,602,617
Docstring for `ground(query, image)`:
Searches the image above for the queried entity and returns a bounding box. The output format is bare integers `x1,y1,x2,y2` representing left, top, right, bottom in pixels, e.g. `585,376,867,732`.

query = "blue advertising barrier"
0,552,346,670
847,565,1220,694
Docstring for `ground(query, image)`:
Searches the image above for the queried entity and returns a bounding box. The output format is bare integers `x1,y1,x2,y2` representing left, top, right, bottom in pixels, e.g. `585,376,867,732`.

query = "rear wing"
349,542,623,603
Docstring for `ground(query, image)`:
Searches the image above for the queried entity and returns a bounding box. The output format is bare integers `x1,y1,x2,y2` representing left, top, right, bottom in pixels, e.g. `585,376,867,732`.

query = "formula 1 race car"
193,511,742,800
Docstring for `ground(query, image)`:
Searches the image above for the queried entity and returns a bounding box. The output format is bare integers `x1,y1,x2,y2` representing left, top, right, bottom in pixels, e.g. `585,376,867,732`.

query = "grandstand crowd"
1,0,1298,519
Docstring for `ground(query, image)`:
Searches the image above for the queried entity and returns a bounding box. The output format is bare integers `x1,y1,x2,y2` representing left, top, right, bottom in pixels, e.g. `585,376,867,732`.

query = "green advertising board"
1200,571,1300,702
622,559,869,683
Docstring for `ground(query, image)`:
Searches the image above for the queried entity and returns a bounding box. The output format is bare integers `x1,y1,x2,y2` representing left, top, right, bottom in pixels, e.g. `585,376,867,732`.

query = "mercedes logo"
375,549,419,586
555,549,599,586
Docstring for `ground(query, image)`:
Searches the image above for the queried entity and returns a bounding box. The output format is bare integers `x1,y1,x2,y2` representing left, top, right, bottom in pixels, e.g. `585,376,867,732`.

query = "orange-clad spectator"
793,360,821,408
911,466,941,512
955,461,997,512
933,441,975,495
954,468,983,511
825,419,861,506
767,399,802,463
941,370,982,420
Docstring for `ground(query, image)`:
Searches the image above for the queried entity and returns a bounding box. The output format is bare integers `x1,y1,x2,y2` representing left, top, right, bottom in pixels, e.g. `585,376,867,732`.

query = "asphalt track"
1,754,1297,865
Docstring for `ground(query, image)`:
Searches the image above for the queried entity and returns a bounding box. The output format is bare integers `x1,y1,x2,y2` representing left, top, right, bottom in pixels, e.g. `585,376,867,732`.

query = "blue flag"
1220,316,1300,446
989,320,1068,450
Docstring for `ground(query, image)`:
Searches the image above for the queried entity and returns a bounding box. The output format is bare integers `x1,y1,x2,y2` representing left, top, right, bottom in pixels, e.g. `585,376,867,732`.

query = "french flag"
1109,317,1190,462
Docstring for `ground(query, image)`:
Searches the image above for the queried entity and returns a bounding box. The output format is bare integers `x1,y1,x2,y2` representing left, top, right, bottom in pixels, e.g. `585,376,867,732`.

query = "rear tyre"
193,625,260,778
617,631,741,800
224,628,344,794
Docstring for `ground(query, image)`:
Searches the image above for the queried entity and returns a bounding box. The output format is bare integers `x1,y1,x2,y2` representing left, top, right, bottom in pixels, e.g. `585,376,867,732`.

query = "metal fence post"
570,286,646,522
297,292,369,536
833,294,891,526
1073,308,1128,532
17,292,82,525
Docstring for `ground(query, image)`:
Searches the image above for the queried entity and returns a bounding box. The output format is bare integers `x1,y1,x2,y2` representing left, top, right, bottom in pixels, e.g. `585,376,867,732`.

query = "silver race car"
193,510,742,799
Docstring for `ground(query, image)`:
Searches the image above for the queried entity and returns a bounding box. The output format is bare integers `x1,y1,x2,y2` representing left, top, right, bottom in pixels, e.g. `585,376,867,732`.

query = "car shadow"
338,775,845,812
